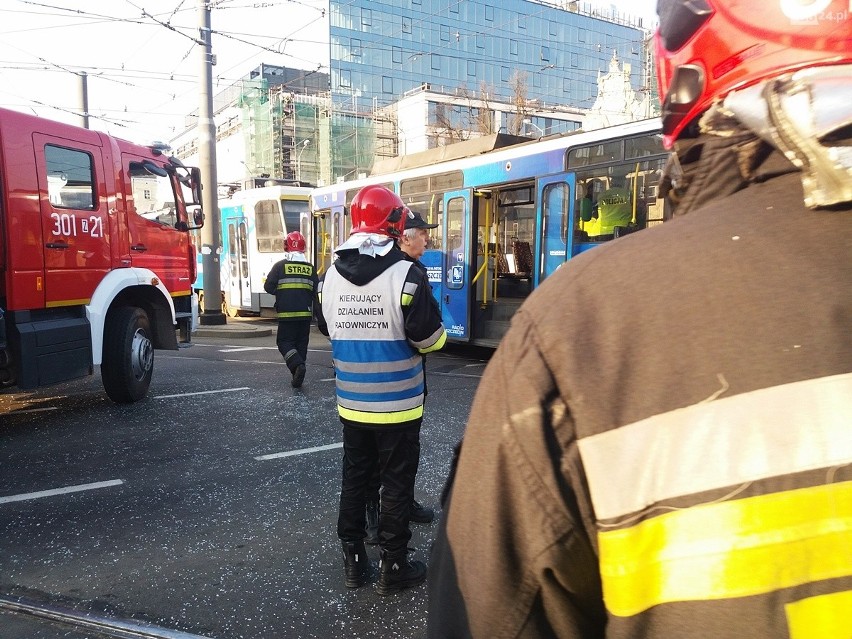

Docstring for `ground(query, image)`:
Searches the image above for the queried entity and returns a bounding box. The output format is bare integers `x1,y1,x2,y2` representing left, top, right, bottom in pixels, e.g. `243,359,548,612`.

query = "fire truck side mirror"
190,167,203,205
192,207,204,228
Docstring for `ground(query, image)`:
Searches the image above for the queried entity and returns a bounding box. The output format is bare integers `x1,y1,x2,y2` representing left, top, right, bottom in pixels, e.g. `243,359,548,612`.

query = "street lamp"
296,139,311,183
523,118,545,137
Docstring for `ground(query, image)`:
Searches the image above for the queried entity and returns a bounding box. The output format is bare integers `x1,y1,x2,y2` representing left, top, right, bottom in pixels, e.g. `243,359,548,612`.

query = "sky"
0,0,657,146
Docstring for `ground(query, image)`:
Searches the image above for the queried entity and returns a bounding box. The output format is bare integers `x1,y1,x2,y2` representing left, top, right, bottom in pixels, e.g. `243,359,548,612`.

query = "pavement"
192,315,275,339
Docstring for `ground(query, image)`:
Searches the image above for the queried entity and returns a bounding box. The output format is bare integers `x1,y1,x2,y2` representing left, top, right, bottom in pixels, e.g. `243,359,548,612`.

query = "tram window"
567,139,623,168
431,171,464,192
498,186,533,206
282,199,309,235
575,158,670,239
228,223,239,279
445,197,466,289
255,199,283,252
401,177,429,196
625,134,666,159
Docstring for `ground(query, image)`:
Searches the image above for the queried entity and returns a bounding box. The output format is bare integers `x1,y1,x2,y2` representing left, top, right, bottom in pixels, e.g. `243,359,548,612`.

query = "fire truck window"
45,145,96,210
129,161,177,226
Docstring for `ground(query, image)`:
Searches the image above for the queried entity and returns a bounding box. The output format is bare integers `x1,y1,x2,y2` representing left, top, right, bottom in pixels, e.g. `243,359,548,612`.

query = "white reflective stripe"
337,377,422,394
334,356,420,374
403,281,418,295
578,373,852,521
339,394,424,412
410,325,446,350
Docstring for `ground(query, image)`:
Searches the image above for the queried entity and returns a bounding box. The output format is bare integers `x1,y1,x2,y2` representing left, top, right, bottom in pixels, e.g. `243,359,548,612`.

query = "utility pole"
198,0,225,325
78,71,89,129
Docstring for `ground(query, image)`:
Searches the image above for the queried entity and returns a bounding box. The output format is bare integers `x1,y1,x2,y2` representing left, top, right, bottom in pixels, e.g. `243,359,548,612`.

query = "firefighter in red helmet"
428,2,852,637
316,184,446,595
263,230,317,388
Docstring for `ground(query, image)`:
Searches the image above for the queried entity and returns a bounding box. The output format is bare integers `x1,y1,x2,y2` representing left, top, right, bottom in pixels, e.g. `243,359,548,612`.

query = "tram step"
481,319,511,341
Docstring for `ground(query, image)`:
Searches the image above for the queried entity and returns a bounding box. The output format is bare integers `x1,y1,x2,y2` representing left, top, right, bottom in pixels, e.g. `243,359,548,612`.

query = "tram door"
224,215,251,314
312,204,345,275
537,173,576,283
441,189,473,341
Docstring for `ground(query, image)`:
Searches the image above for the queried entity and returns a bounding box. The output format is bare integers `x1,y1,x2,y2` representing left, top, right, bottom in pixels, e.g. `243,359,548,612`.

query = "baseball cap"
405,210,439,230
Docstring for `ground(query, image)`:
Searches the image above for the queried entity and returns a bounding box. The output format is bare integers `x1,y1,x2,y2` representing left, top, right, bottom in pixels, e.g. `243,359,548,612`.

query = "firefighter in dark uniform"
428,1,852,637
263,231,317,388
316,185,446,595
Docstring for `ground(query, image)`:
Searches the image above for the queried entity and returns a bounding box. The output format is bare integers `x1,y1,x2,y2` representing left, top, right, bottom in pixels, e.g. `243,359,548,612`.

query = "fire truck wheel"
102,306,153,403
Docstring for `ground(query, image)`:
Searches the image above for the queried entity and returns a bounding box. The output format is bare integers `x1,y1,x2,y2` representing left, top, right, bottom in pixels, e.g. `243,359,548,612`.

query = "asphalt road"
0,321,490,638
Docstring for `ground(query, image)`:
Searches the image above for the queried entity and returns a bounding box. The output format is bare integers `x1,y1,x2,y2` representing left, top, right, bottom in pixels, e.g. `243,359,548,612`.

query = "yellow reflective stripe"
598,481,852,617
401,293,413,306
338,404,423,424
277,311,312,318
47,298,91,307
579,373,852,520
785,591,852,639
277,282,313,290
418,329,447,353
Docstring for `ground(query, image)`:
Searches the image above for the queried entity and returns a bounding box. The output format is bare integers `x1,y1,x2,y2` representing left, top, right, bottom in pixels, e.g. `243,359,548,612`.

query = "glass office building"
329,0,648,113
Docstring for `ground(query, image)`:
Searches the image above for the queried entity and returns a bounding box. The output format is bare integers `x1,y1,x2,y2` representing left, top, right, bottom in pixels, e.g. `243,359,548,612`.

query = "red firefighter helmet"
285,231,306,253
655,0,852,148
349,185,409,237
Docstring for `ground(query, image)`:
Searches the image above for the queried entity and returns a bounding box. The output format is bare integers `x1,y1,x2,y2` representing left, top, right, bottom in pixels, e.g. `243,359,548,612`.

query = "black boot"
376,552,427,596
291,363,306,388
410,499,434,524
365,500,380,545
341,541,370,588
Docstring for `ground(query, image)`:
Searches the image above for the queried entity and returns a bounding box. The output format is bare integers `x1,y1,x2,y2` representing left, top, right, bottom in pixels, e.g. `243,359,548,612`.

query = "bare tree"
432,101,470,145
474,82,496,135
507,70,532,136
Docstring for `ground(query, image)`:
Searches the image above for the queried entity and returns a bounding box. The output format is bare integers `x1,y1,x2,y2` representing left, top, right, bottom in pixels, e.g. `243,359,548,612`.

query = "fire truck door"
123,155,192,294
34,136,111,307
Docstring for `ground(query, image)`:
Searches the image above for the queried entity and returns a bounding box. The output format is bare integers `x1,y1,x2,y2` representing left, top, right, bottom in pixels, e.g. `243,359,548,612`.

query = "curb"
193,323,274,338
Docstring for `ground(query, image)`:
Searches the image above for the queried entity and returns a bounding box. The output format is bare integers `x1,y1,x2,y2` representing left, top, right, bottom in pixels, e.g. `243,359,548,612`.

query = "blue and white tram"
310,118,670,346
193,185,313,317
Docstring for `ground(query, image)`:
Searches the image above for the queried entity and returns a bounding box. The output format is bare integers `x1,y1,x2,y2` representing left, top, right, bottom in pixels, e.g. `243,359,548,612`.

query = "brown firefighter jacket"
427,140,852,638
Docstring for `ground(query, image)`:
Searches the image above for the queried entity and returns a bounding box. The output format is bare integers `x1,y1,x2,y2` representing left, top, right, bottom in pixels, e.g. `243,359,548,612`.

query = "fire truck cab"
0,107,203,403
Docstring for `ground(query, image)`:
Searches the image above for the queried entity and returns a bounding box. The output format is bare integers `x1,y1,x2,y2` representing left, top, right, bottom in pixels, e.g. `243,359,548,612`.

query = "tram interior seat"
512,240,533,275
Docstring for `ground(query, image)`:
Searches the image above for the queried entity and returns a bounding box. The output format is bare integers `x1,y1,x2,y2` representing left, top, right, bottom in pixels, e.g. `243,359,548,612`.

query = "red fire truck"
0,107,204,403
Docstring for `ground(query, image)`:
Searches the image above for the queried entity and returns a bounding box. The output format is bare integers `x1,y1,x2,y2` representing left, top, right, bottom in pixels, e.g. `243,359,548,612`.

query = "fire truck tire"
102,306,153,403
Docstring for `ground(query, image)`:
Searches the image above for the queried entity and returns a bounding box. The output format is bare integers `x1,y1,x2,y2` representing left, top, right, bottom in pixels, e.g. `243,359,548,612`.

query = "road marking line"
222,359,284,364
218,346,268,353
255,442,343,461
0,479,123,505
155,387,250,399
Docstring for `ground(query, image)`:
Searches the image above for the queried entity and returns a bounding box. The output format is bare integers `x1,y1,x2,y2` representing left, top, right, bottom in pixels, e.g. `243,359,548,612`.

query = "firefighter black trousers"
338,422,421,558
275,319,311,373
